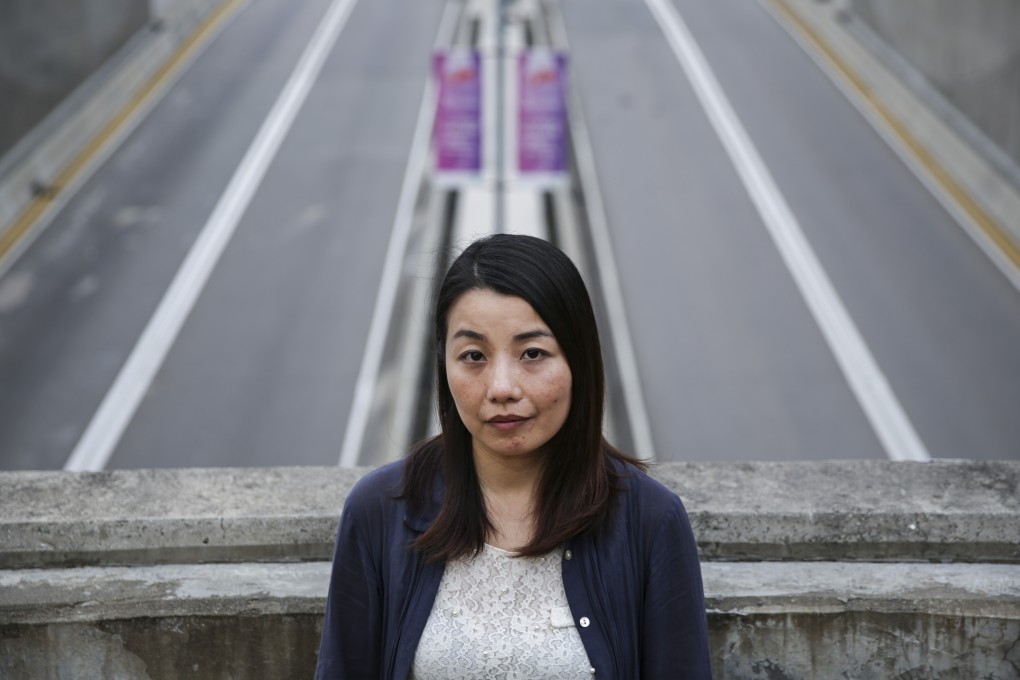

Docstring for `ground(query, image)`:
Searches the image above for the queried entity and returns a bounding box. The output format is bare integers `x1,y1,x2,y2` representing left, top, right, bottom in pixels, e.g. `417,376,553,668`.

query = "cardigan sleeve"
640,497,713,679
315,492,385,679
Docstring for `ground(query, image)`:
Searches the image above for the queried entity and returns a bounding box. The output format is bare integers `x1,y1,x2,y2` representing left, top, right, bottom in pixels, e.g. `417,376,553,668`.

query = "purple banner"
518,50,568,174
433,49,482,173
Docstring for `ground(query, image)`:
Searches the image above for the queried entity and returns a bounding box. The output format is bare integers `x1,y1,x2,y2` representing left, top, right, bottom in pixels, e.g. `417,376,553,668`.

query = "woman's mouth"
488,415,529,430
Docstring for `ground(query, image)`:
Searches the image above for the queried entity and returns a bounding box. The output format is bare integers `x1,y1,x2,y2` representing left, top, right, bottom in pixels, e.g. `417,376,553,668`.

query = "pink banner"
434,49,482,173
518,50,568,174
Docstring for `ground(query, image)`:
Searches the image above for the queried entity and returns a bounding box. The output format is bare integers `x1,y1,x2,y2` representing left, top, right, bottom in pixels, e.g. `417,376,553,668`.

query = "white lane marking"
337,0,462,467
644,0,930,461
65,0,361,472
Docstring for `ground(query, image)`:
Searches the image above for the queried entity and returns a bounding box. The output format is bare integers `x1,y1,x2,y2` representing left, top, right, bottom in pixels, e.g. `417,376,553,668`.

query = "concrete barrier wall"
0,0,150,160
0,0,227,231
849,0,1020,179
1,461,1018,679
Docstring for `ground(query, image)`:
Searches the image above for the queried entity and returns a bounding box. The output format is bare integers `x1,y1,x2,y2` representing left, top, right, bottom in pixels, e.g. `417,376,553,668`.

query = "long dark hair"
403,234,644,561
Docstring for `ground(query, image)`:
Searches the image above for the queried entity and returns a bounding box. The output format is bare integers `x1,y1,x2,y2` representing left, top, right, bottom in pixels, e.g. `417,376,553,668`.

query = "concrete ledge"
659,460,1020,563
1,461,1017,568
0,466,365,568
2,561,1017,625
1,561,1016,678
1,461,1018,678
708,562,1020,679
0,562,327,626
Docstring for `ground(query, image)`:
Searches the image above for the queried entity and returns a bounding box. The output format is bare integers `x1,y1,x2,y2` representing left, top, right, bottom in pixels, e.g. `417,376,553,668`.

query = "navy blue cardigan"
315,458,712,679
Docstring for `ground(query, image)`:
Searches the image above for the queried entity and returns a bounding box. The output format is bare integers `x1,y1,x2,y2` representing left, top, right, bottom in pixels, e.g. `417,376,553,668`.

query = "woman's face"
445,289,572,464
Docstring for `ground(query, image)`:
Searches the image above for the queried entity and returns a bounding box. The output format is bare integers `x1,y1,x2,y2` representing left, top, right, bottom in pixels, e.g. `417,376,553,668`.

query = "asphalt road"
1,0,1018,470
559,0,1020,461
0,0,447,469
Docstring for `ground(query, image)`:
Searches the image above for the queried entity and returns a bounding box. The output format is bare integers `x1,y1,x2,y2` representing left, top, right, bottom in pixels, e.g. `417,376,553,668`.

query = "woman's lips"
488,415,529,431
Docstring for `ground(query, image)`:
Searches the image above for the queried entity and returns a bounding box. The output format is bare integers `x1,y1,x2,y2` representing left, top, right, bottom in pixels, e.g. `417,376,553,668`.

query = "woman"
316,234,711,679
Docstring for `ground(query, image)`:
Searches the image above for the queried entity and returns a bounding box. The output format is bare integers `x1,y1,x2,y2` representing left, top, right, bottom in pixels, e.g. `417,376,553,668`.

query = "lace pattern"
411,544,592,679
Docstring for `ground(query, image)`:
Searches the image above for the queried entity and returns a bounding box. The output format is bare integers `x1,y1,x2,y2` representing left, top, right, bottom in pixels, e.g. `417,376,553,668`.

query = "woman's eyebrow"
451,329,485,341
450,329,552,342
514,330,553,342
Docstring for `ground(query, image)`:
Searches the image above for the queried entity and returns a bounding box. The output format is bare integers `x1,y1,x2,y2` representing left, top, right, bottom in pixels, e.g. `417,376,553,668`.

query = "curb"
765,0,1020,286
0,0,242,276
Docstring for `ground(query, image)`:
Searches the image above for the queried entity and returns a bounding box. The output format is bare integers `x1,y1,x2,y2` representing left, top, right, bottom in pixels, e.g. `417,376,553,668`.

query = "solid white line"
65,0,360,472
337,0,461,467
644,0,930,461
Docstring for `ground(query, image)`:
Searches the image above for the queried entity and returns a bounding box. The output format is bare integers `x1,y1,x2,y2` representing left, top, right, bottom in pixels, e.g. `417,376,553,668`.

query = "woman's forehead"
446,290,551,338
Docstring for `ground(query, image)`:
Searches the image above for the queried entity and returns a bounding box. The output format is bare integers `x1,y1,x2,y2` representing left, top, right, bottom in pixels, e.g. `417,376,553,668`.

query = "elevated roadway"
558,0,1020,461
0,0,1018,470
0,0,449,469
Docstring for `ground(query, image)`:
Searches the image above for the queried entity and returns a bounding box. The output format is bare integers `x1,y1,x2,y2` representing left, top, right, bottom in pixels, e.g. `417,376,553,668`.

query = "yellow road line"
0,0,247,263
768,0,1020,273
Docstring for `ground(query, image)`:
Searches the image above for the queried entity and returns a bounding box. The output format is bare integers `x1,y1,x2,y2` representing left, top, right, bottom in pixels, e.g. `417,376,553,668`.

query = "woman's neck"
473,450,544,551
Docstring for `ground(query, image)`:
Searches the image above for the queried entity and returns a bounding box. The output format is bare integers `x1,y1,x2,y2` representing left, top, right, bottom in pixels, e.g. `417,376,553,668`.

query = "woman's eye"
522,348,546,360
461,350,485,363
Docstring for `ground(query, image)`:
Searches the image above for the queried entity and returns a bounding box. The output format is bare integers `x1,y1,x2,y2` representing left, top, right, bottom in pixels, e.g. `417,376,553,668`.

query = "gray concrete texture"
1,615,322,679
849,0,1020,176
0,0,150,160
1,560,1018,678
784,0,1020,275
0,462,1018,679
1,461,1017,569
0,0,226,230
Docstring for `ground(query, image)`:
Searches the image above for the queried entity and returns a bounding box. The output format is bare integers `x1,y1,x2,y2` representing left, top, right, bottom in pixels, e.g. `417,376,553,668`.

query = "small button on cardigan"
315,458,712,679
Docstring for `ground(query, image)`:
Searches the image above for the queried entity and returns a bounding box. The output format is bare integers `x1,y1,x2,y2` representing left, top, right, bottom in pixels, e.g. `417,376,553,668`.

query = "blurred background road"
1,0,1018,469
559,0,1020,461
0,0,449,469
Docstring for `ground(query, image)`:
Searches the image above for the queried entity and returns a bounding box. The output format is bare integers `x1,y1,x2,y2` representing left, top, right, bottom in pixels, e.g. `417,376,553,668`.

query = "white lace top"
411,544,593,679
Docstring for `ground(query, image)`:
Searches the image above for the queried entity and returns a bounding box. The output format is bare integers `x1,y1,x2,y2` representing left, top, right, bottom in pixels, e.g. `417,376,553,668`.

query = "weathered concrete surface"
2,560,1017,623
0,616,322,680
0,562,327,625
848,0,1020,175
0,466,366,568
1,461,1017,568
657,460,1020,563
710,610,1019,680
0,462,1018,678
0,0,150,160
0,0,230,232
778,0,1020,265
1,561,1017,679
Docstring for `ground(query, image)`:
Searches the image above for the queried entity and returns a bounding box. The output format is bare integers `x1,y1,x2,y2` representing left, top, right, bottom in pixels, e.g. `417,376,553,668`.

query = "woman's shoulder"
342,459,407,514
610,458,691,518
605,459,699,557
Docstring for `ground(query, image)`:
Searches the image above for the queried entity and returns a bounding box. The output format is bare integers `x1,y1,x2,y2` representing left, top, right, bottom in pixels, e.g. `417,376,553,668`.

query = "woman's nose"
487,358,521,402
